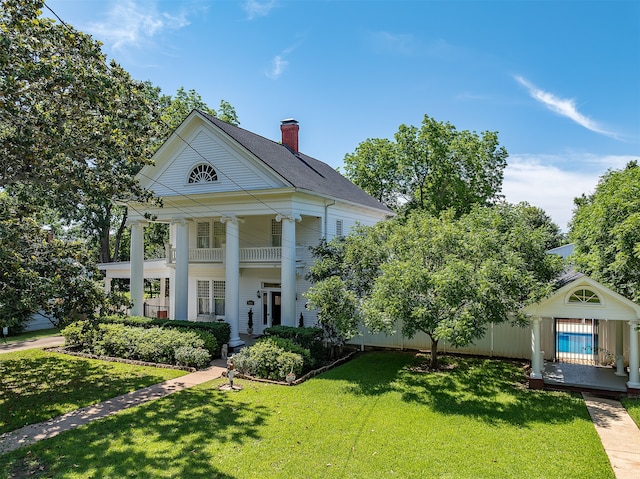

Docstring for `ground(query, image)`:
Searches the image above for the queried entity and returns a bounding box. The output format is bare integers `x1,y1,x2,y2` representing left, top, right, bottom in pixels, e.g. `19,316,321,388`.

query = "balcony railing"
167,246,303,264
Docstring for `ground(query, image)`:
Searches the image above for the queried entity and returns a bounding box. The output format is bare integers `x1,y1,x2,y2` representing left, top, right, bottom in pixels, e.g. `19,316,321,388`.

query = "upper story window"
271,219,282,247
568,289,601,304
188,163,217,183
336,219,344,237
196,220,225,248
197,222,210,248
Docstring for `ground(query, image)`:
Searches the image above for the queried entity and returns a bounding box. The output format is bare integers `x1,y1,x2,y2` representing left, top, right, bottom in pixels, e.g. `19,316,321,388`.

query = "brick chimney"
280,118,299,154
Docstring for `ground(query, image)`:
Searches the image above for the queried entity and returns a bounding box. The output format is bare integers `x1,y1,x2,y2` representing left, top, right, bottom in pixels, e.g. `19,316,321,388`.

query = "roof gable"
198,111,393,213
137,113,291,197
524,275,640,320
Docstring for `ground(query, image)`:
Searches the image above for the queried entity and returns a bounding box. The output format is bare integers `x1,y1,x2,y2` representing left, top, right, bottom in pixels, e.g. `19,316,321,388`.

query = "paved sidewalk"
0,360,227,455
0,336,65,354
583,393,640,479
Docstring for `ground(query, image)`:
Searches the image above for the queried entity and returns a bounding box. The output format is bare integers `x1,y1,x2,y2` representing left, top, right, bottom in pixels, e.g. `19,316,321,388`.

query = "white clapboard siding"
152,130,283,197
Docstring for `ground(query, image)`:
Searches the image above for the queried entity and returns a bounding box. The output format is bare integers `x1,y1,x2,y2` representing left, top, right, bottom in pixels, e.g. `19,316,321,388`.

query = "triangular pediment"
137,111,290,197
524,275,640,320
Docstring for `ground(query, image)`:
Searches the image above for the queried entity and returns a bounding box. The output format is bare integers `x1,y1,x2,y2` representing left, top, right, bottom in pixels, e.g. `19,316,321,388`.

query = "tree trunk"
112,209,128,262
430,336,439,369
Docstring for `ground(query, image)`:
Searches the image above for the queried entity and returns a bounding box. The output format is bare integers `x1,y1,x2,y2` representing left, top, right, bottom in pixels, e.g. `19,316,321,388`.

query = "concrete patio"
544,361,629,395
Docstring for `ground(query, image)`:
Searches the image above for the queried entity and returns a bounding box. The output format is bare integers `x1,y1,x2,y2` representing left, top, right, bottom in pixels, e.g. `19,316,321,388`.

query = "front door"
271,292,281,326
261,291,282,328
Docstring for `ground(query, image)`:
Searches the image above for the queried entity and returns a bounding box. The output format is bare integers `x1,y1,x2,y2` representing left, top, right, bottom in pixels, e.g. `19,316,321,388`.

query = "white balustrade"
167,246,303,264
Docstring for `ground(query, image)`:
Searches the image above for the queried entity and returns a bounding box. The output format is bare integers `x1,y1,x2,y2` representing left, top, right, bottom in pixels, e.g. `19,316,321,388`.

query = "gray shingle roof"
199,111,393,214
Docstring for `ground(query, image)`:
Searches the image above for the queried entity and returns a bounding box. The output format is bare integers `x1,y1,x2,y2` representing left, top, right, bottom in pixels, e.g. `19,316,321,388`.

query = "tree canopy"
569,161,640,302
308,203,563,368
0,0,240,327
344,114,508,216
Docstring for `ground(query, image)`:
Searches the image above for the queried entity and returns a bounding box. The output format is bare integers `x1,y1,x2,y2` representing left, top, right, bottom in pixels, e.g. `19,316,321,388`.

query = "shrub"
190,329,219,358
233,338,304,381
99,315,231,357
61,320,102,351
65,322,209,367
260,336,313,370
174,346,212,369
264,325,325,364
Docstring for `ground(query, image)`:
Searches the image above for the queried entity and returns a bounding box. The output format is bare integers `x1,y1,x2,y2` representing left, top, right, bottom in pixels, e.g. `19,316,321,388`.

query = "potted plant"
247,308,254,335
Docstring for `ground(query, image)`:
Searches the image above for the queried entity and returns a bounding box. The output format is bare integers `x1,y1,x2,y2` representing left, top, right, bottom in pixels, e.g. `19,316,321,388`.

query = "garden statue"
227,356,235,388
247,308,254,335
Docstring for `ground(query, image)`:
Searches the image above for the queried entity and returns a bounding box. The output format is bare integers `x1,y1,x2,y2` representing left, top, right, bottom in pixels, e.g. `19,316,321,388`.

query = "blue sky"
45,0,639,230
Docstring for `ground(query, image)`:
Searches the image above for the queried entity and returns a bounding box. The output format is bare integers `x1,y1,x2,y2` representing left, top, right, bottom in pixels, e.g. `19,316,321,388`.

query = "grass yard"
621,397,640,428
0,351,613,478
0,328,61,343
0,349,187,434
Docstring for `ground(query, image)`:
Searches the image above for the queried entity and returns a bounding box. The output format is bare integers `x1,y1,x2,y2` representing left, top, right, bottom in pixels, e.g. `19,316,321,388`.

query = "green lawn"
0,328,61,343
0,352,613,478
621,397,640,428
0,349,187,434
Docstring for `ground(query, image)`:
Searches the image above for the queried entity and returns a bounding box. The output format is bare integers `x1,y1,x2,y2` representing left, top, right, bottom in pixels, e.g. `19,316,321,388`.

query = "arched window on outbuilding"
568,289,601,304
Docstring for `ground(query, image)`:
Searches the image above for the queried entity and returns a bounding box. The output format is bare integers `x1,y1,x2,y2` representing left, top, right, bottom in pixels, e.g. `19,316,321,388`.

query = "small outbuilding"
523,272,640,394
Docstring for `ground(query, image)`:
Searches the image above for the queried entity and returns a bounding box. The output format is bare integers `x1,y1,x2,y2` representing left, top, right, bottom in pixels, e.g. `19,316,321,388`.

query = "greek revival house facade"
99,110,393,347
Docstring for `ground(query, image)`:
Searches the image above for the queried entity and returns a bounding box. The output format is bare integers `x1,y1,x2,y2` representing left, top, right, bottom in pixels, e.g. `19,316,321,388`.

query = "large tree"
308,203,563,369
344,114,508,216
569,161,640,302
0,194,121,329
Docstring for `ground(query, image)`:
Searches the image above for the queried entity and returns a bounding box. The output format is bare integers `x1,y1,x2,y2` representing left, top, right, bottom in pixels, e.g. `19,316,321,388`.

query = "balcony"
166,246,304,265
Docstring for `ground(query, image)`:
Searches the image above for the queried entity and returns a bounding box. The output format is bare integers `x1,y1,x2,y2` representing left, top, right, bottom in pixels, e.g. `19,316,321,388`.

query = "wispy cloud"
243,0,278,20
266,55,288,79
265,44,298,80
514,76,619,139
86,0,190,50
502,154,634,230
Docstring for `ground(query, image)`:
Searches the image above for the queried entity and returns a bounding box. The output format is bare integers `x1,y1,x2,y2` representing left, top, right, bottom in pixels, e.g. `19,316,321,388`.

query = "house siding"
151,129,283,198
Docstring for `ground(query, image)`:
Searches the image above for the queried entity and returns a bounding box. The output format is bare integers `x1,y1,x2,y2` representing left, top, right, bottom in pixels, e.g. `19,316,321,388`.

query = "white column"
277,214,300,327
129,220,145,317
530,316,543,379
627,320,640,388
615,320,626,377
174,219,189,321
222,216,243,347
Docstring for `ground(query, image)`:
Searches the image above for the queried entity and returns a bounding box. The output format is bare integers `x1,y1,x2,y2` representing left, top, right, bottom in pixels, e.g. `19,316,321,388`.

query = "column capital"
220,215,245,225
275,213,301,223
126,219,148,227
170,217,190,226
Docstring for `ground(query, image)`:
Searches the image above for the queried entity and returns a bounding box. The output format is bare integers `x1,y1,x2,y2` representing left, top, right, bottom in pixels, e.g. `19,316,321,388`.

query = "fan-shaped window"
188,164,217,183
568,289,601,304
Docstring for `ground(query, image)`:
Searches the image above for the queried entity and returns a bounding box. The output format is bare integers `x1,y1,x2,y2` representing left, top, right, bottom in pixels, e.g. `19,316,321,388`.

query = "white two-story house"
99,110,393,347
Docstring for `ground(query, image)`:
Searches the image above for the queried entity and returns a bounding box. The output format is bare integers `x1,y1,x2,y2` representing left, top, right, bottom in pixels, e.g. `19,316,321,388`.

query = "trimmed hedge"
99,315,230,357
61,321,211,369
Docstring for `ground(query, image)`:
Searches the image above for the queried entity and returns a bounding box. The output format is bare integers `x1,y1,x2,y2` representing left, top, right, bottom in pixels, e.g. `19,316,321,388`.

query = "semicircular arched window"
568,289,601,304
188,164,218,184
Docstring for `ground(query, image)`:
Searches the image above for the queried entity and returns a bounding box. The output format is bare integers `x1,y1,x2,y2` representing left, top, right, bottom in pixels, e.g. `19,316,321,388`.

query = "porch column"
615,321,626,377
129,220,145,317
174,219,189,321
277,214,300,327
222,216,243,347
627,320,640,389
530,316,543,379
